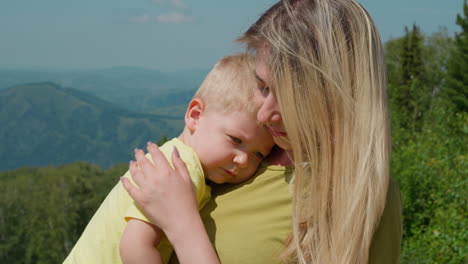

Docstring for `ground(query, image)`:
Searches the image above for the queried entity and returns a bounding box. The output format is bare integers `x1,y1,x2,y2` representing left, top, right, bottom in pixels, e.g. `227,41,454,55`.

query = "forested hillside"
0,163,128,263
0,82,183,171
0,3,467,264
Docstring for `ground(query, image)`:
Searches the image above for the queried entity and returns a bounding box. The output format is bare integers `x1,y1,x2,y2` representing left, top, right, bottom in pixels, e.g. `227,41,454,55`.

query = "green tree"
386,25,453,138
385,16,467,263
446,0,468,113
0,162,127,264
395,102,468,264
400,24,431,131
401,25,426,84
424,28,453,101
156,135,169,146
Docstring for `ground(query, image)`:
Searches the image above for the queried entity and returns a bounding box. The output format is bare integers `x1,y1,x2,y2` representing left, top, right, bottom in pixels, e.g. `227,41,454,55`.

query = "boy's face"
189,110,274,184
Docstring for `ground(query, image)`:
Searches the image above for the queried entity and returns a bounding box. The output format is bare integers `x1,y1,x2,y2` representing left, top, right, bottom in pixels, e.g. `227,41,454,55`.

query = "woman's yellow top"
170,162,402,263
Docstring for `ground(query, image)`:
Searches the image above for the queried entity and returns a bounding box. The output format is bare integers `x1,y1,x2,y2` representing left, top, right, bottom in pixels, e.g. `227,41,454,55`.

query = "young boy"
62,54,274,264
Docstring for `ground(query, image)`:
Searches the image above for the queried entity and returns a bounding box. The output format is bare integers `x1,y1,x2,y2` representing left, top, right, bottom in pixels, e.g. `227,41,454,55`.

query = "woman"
122,0,403,263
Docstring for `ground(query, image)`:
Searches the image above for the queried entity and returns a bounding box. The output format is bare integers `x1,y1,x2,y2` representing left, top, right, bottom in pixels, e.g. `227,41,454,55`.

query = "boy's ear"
185,98,205,132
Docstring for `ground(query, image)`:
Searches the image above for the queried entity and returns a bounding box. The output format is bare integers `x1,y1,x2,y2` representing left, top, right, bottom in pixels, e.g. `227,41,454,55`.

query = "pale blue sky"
0,0,463,71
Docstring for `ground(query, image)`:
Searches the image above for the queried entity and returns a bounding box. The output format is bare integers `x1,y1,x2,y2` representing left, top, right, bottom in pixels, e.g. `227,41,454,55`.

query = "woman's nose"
257,93,282,124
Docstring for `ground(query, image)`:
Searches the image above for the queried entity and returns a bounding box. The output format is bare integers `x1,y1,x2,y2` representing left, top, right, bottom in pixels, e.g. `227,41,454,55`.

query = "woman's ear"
185,98,205,132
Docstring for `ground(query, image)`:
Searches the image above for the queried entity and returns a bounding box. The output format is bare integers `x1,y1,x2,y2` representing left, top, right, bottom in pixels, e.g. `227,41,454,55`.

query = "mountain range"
0,82,185,171
0,67,208,115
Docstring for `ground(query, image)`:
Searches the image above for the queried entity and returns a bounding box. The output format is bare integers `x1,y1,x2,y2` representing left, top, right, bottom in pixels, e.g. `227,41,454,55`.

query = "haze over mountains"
0,67,209,171
0,67,208,115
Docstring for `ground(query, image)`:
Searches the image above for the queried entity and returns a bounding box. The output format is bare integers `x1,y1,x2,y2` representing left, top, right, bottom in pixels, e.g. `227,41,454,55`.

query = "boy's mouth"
223,168,236,177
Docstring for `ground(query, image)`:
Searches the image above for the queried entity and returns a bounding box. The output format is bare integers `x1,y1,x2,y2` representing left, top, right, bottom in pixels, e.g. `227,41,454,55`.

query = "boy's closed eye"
228,135,242,144
254,151,265,159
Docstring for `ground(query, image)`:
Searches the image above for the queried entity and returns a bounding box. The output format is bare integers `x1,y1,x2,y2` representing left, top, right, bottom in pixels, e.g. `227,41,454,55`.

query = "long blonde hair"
239,0,390,263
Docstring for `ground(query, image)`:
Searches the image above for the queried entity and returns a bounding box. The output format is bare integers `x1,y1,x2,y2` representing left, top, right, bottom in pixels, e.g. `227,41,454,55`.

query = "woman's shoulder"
198,161,294,264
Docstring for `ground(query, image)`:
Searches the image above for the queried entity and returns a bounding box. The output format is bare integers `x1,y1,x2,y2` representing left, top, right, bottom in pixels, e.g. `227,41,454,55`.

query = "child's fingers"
129,160,145,188
120,177,143,203
172,146,191,182
146,142,172,171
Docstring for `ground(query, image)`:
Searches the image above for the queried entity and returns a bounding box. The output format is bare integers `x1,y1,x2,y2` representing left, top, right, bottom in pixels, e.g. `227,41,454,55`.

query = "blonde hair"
194,53,257,115
239,0,390,263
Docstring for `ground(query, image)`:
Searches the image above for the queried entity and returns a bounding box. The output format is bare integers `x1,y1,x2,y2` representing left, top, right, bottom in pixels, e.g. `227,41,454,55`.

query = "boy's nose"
233,152,248,168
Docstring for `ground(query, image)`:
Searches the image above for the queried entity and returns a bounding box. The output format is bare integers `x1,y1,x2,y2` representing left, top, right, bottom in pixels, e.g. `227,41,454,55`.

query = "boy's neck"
177,128,190,146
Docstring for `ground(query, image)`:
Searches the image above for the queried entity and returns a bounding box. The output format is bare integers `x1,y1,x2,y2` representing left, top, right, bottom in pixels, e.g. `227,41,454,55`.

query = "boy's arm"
120,218,164,264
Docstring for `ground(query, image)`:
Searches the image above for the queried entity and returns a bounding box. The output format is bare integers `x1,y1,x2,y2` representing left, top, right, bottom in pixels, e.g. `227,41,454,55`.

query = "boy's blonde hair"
194,53,257,115
239,0,390,263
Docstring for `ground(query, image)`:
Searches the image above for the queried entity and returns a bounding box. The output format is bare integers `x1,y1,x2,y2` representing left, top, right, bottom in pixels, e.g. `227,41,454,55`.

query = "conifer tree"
392,24,430,131
401,25,425,84
446,0,468,113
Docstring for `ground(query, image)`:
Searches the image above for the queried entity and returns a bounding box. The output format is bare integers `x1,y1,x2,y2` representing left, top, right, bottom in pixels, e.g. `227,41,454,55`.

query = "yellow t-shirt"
170,164,402,264
63,138,211,264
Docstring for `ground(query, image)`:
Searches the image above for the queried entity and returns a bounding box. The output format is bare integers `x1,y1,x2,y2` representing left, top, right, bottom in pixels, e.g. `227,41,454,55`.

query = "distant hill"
0,82,184,171
0,67,208,115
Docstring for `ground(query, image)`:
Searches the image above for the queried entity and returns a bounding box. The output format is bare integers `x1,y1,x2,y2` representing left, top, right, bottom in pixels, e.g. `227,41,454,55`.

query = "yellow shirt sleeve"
124,138,211,264
125,138,211,224
63,138,210,264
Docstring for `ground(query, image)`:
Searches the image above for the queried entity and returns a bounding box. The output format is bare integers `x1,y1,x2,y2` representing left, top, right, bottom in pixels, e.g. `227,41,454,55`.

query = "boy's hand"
121,142,199,241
